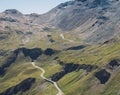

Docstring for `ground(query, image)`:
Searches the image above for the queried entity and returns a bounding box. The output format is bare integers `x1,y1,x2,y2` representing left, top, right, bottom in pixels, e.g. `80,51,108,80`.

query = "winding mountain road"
31,62,64,95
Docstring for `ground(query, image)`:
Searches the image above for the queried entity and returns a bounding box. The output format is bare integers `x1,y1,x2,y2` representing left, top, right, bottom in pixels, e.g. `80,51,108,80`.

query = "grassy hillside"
0,35,120,95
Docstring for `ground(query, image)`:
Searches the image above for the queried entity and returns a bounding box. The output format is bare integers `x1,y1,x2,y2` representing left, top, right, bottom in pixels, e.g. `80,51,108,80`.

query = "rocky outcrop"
89,0,110,8
0,78,35,95
95,59,120,84
0,49,8,56
95,69,111,84
51,63,98,81
103,38,118,44
15,48,43,61
0,17,17,22
108,60,120,68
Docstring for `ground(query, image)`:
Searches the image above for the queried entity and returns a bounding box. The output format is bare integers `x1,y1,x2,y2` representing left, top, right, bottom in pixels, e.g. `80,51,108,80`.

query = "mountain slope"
31,0,118,30
0,0,120,95
0,0,120,45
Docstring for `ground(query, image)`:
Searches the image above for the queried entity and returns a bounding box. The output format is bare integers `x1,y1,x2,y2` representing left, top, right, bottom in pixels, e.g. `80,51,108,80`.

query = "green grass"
0,30,120,95
58,42,120,66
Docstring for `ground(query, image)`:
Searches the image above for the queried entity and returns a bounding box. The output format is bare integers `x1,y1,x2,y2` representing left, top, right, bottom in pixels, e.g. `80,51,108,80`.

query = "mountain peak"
3,9,22,15
56,0,116,10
